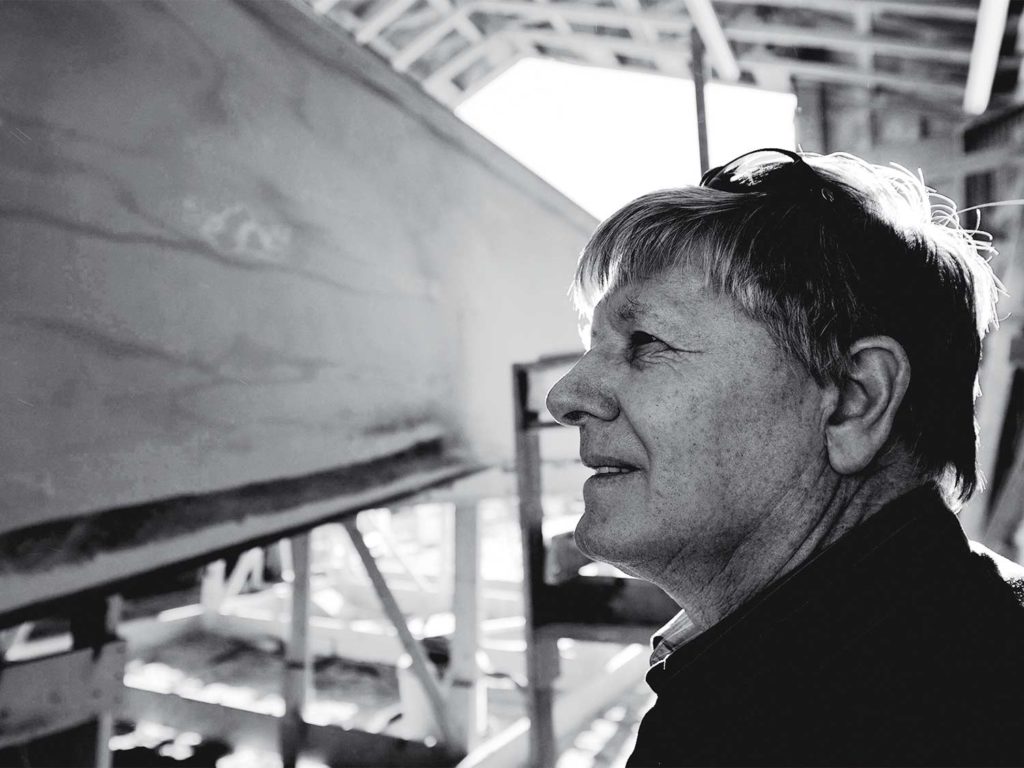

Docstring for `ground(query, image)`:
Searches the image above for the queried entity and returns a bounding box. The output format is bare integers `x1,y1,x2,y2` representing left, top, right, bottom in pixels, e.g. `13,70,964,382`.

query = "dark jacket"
628,485,1024,767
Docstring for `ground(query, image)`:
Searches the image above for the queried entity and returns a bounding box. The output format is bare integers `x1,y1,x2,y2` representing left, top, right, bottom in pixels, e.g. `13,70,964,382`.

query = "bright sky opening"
457,57,798,219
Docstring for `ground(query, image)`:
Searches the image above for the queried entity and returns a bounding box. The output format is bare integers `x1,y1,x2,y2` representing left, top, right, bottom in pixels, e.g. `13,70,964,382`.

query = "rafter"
424,0,485,45
964,0,1011,113
453,48,530,105
853,4,873,71
1016,7,1024,100
709,0,978,23
615,0,690,74
745,50,965,98
391,2,987,78
420,26,967,102
356,0,422,43
423,33,516,93
312,0,344,13
392,2,694,74
683,0,740,80
725,20,976,64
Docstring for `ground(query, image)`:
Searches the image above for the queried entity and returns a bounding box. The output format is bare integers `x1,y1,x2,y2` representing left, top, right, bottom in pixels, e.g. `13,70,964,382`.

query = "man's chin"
574,518,636,574
573,524,601,562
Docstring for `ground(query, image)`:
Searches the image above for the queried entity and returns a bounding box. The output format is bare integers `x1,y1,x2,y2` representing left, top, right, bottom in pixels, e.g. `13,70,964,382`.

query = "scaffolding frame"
512,355,679,768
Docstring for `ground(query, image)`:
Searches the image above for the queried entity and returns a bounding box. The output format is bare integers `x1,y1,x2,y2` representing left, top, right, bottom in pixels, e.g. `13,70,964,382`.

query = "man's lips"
581,455,642,477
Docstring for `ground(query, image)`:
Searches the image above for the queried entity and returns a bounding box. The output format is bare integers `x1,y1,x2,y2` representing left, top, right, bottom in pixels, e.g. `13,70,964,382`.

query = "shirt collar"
650,608,701,665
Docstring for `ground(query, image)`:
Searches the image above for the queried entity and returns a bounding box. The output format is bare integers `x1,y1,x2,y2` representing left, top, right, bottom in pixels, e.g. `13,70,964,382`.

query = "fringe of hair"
571,153,1003,502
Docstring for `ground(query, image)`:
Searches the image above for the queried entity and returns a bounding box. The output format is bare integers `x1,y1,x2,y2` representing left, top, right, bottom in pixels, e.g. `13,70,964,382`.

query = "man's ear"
825,336,911,475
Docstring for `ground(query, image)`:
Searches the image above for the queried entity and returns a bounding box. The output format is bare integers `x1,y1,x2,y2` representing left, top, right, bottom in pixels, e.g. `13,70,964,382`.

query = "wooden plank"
513,364,559,768
0,641,126,751
964,0,1011,114
710,0,979,22
2,0,593,545
343,519,459,751
447,501,484,752
742,51,965,97
683,0,741,82
390,0,981,80
73,595,122,768
0,448,480,624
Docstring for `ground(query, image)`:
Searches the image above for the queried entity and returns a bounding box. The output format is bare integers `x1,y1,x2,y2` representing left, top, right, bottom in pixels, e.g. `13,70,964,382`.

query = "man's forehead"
592,274,708,329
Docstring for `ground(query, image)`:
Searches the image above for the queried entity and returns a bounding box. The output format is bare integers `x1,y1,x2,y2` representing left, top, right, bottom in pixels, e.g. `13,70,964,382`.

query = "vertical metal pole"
281,533,312,768
513,365,559,768
448,501,484,752
691,26,710,176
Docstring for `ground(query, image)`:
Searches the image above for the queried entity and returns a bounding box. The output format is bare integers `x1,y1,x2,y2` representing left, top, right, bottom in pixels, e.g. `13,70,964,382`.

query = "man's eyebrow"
616,296,651,323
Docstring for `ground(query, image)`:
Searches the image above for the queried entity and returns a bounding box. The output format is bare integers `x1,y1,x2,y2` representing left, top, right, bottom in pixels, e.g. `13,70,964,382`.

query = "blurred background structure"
1,0,1023,765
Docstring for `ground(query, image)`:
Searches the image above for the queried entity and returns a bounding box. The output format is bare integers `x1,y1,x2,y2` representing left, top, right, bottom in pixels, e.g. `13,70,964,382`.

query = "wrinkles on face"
550,269,852,625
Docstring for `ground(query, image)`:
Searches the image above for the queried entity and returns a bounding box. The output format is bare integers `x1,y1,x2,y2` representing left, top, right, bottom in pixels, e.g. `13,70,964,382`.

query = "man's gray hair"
572,152,1001,502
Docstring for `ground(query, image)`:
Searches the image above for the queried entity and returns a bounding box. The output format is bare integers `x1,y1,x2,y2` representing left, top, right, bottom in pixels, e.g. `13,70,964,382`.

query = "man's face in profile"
547,268,830,587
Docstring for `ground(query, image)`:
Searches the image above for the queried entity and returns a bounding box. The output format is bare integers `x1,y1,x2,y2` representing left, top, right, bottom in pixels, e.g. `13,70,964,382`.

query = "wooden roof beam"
853,4,872,71
710,0,978,23
451,48,530,105
1015,7,1024,100
424,0,485,45
683,0,741,81
615,0,691,74
425,29,964,100
392,1,697,72
311,0,344,13
725,21,978,64
399,7,987,76
745,50,965,98
964,0,1011,113
356,0,421,43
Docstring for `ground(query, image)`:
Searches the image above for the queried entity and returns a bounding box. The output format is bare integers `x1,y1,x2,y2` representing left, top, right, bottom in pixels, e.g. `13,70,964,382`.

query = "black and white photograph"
2,0,1024,766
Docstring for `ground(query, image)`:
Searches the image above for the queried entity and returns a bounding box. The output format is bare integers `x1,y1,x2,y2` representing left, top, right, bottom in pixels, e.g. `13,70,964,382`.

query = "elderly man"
546,149,1024,766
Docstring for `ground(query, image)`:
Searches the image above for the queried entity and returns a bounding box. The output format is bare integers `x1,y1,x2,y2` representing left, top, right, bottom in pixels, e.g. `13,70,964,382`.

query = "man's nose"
545,353,618,426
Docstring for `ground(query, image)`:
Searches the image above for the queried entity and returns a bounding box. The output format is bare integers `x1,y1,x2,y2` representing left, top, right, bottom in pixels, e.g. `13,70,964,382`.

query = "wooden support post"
691,26,710,176
447,501,484,752
439,503,456,596
280,538,296,583
74,594,120,768
281,533,312,768
513,365,560,768
224,548,264,601
359,514,433,593
21,594,123,768
200,560,227,628
343,518,459,749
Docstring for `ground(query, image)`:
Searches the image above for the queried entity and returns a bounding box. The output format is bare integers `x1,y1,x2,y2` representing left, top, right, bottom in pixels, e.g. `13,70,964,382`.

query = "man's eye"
628,331,667,360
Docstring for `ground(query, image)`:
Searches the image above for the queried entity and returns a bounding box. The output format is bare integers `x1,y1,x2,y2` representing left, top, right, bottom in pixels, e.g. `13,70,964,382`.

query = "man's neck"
659,463,927,631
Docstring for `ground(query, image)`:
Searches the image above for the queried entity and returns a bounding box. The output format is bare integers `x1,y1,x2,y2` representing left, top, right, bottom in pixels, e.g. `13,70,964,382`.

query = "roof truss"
300,0,1019,115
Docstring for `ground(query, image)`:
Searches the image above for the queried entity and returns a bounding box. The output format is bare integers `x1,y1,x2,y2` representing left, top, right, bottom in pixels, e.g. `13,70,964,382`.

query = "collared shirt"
629,483,1024,767
649,608,700,666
